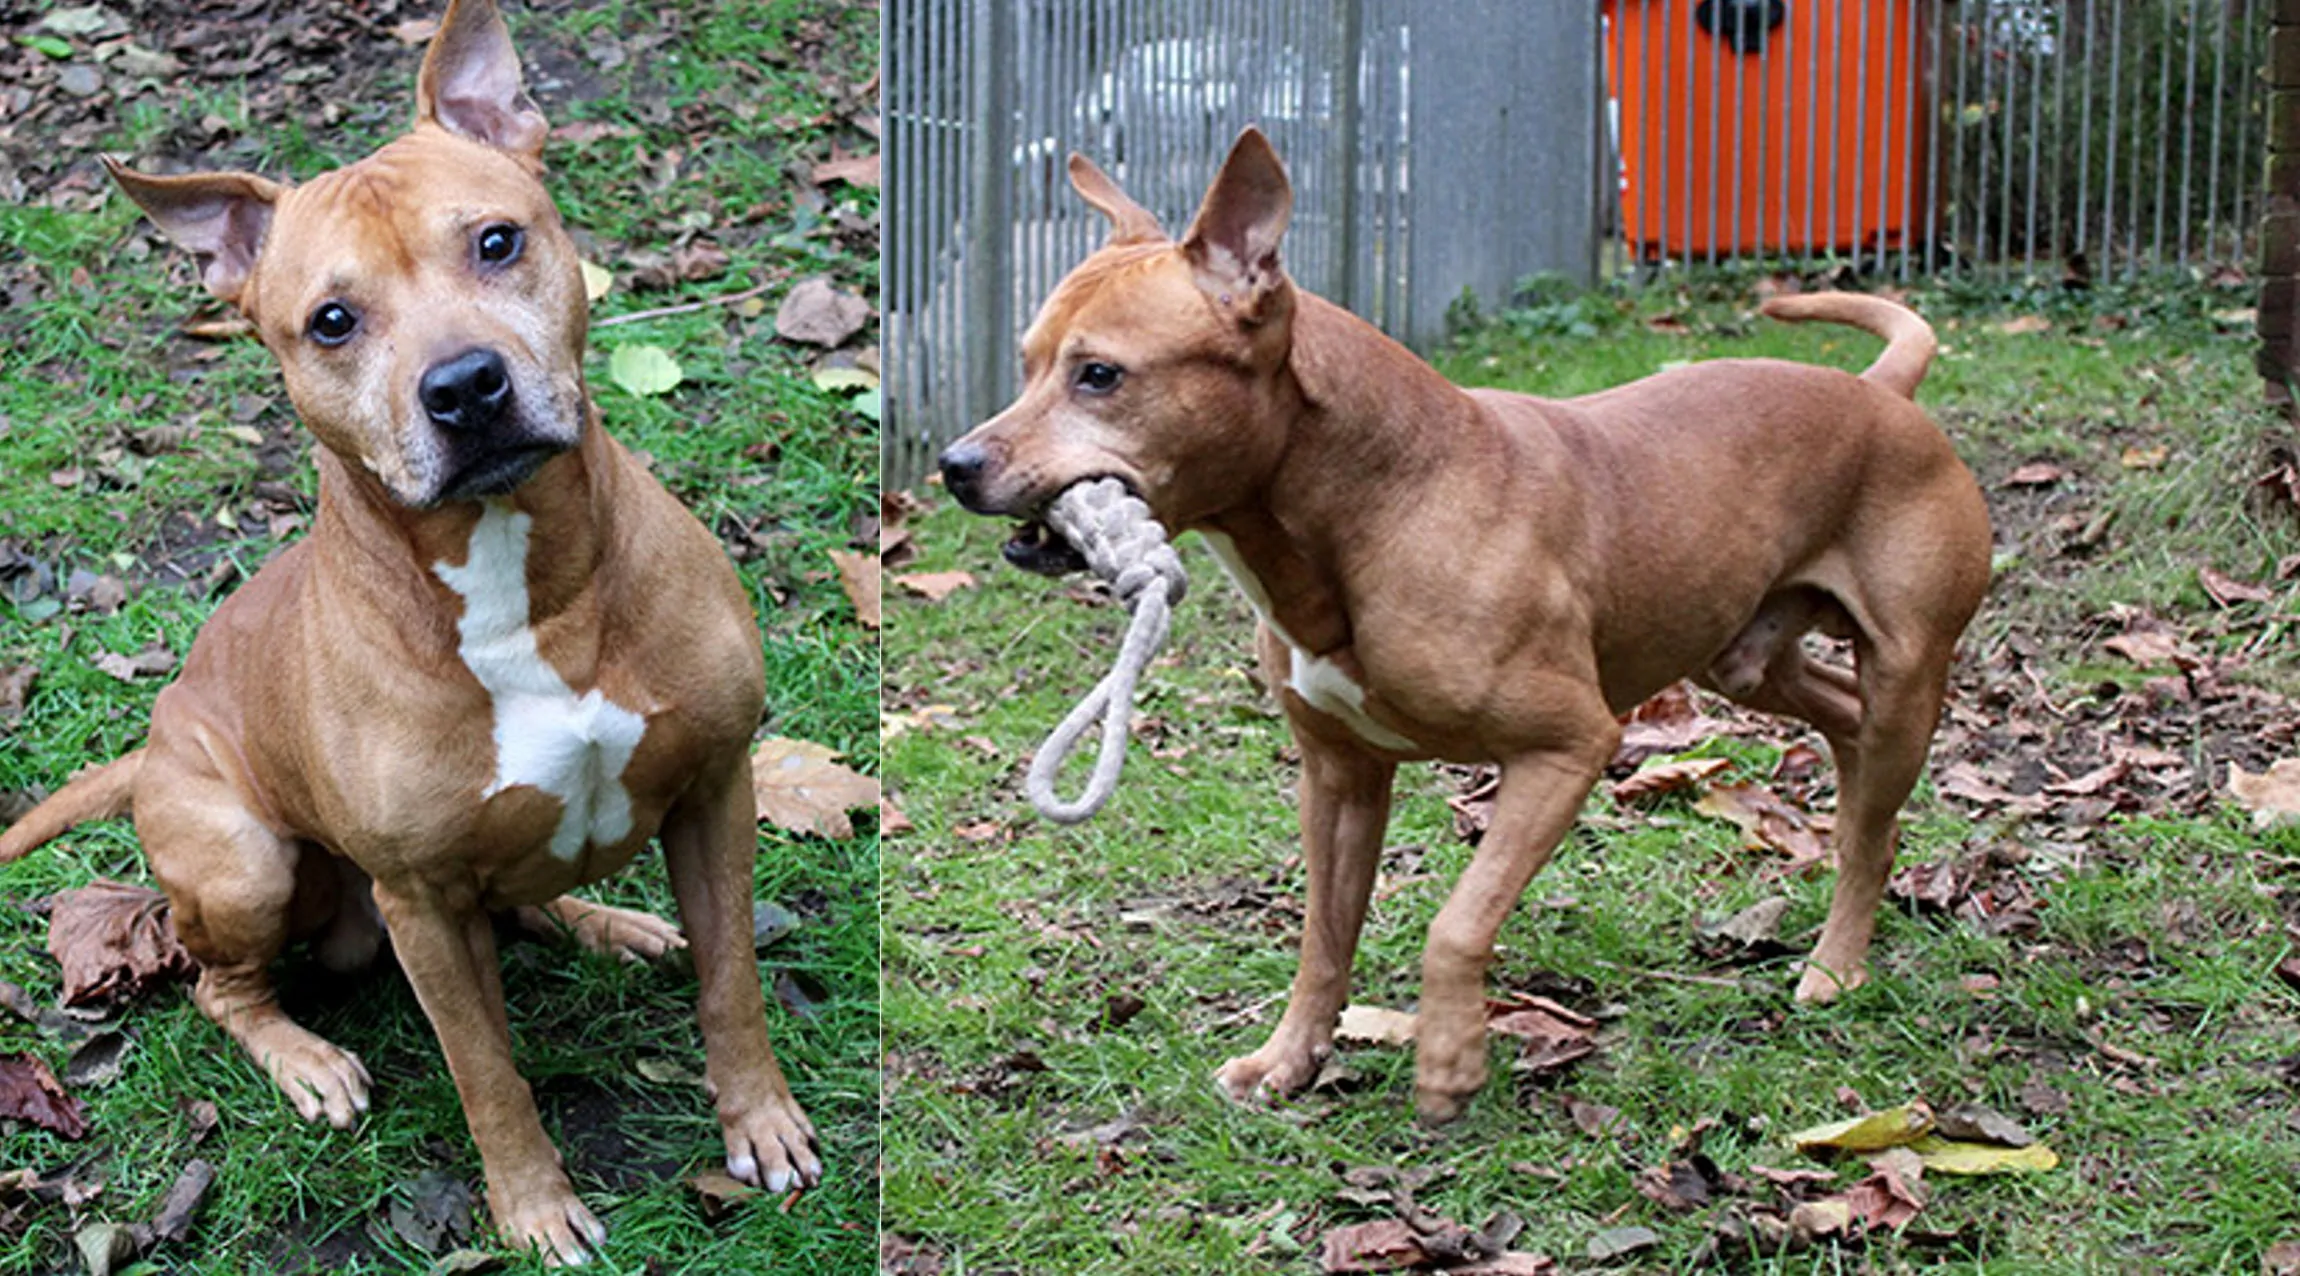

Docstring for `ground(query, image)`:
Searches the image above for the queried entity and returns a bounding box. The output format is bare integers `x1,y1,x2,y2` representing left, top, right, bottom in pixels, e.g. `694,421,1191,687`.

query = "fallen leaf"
2118,445,2169,470
2002,461,2067,488
1318,1218,1422,1272
137,1158,214,1247
1840,1146,1928,1229
76,1222,135,1276
390,17,441,42
2198,565,2273,606
386,1169,475,1256
751,738,880,839
2102,628,2188,667
0,663,34,724
1487,993,1596,1073
688,1171,758,1221
894,570,975,602
1335,1004,1418,1046
775,277,872,348
811,366,879,393
1585,1225,1661,1260
62,1031,129,1088
48,880,198,1006
1697,896,1793,954
1995,314,2052,335
2228,759,2300,829
1908,1136,2059,1175
879,796,914,834
1609,755,1729,803
607,344,684,397
1693,782,1831,873
579,260,613,303
810,147,881,188
1931,1101,2036,1147
0,1053,87,1138
829,549,881,628
1789,1101,1934,1155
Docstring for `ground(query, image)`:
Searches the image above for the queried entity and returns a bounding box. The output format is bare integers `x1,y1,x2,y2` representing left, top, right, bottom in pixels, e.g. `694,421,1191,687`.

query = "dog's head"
104,0,587,510
939,128,1300,574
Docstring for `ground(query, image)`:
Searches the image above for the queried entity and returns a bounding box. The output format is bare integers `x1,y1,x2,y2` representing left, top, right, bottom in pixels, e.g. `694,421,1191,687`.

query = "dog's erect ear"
104,158,283,306
415,0,549,159
1068,153,1164,246
1180,128,1293,322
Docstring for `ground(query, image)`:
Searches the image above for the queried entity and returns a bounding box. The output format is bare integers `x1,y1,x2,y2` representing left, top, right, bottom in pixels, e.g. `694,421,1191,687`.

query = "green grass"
0,2,878,1272
881,278,2300,1272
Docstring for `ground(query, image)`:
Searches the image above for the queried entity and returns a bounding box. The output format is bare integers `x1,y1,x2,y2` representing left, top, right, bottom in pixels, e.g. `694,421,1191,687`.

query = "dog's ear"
104,158,282,306
1068,154,1164,246
415,0,549,160
1180,128,1293,323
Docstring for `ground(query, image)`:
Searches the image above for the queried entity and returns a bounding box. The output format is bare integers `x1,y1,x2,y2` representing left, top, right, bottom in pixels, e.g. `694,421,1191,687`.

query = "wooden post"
2261,0,2300,410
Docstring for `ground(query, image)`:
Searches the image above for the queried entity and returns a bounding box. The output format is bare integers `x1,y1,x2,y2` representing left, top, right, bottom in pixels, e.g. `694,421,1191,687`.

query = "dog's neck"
311,416,618,659
1199,290,1497,659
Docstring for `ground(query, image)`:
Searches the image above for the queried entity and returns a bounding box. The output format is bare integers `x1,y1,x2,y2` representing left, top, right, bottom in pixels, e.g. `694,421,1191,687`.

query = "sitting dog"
939,129,1991,1122
1,0,818,1260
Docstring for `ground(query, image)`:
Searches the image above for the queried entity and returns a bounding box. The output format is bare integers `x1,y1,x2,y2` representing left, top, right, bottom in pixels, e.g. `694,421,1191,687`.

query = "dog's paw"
723,1090,822,1194
495,1181,607,1268
1213,1040,1327,1104
255,1031,373,1130
538,899,688,964
1793,959,1867,1004
1411,1036,1487,1125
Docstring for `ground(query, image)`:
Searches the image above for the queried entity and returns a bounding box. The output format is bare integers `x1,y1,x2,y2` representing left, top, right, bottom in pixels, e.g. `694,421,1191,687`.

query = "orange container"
1608,0,1928,260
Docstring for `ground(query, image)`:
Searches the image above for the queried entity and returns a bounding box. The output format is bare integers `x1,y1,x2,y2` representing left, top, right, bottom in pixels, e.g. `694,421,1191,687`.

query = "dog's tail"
0,750,143,864
1759,292,1936,399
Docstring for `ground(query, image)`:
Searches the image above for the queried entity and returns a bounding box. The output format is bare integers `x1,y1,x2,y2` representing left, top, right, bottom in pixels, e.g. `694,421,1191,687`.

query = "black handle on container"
1695,0,1788,55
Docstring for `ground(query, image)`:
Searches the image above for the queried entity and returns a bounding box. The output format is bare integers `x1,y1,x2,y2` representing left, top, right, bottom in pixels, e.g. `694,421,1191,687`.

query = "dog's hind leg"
1415,691,1618,1123
1793,632,1955,1003
1215,733,1396,1104
138,757,373,1130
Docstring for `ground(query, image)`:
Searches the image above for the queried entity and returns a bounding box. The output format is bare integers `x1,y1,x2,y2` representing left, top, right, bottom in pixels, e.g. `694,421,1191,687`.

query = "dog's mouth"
435,442,566,505
1003,518,1089,576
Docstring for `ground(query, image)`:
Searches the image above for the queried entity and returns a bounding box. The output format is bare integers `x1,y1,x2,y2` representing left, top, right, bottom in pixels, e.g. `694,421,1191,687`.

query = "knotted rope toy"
1022,478,1189,823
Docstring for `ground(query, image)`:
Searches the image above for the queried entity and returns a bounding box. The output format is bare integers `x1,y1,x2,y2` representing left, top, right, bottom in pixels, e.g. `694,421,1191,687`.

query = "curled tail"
1760,291,1937,399
0,750,142,863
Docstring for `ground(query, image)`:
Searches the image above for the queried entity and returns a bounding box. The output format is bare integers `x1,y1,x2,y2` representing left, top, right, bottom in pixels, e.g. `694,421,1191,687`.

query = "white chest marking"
1198,532,1419,752
434,501,647,861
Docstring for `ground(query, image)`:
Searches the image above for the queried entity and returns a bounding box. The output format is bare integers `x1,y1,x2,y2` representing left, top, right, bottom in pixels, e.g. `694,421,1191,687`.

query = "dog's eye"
307,302,359,347
475,223,524,266
1073,361,1124,395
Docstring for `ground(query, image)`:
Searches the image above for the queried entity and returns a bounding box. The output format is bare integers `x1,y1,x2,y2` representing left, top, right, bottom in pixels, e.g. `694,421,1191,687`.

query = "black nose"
420,348,514,432
939,440,988,509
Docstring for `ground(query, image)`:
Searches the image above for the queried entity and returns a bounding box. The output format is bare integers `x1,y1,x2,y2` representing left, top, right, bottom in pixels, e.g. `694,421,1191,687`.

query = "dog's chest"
434,502,648,861
1199,532,1418,752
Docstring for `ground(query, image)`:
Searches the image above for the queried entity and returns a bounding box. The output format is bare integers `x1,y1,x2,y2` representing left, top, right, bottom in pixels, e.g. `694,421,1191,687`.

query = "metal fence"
883,0,1601,488
886,0,2272,487
1612,0,2268,278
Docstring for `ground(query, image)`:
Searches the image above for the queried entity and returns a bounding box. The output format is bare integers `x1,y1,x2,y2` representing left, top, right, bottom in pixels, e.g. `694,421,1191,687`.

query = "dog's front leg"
373,885,603,1265
1215,732,1396,1103
1415,727,1615,1124
660,752,823,1193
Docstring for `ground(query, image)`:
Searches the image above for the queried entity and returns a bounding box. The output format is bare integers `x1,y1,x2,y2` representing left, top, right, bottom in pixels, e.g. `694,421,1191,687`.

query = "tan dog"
940,129,1992,1122
0,0,817,1260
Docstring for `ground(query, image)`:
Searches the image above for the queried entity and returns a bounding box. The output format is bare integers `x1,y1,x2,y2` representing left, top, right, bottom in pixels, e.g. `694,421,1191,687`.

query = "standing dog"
940,130,1991,1122
0,0,818,1260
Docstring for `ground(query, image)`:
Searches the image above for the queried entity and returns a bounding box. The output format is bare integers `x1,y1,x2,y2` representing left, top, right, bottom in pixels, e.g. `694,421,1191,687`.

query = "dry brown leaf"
751,739,880,840
881,490,920,567
2118,445,2169,470
92,643,176,683
48,880,198,1007
1693,782,1831,873
1995,314,2051,335
2199,565,2274,607
0,1053,87,1139
1317,1218,1423,1273
810,147,881,188
1335,1004,1418,1046
2002,461,2067,487
0,663,34,725
879,796,914,835
894,570,976,602
775,277,872,348
1608,755,1729,804
828,549,881,629
2101,628,2187,668
2228,759,2300,829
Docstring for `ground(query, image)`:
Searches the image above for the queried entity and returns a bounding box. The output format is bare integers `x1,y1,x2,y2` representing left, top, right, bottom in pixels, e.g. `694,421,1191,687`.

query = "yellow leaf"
1789,1101,1934,1154
750,738,879,840
1909,1136,2060,1175
811,366,880,393
1335,1004,1417,1046
580,259,613,303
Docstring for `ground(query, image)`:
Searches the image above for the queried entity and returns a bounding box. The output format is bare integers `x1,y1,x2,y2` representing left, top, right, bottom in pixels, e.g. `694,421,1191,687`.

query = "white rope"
1024,478,1189,824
